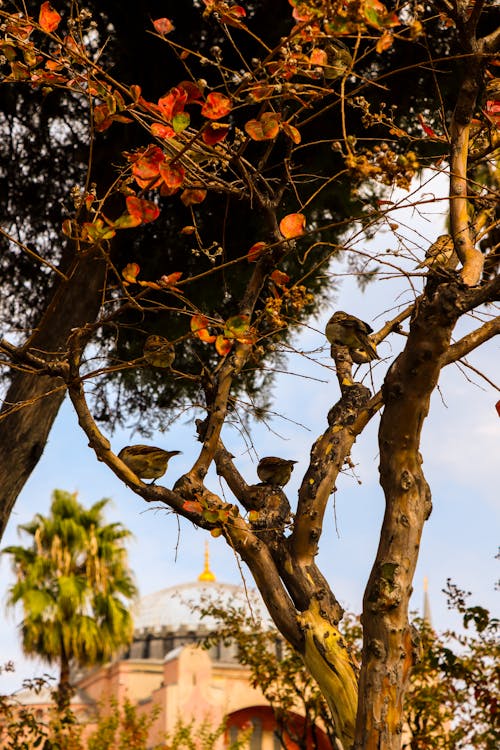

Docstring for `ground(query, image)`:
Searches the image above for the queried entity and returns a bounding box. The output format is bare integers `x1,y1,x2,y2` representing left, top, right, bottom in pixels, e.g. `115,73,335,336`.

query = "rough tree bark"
0,251,105,541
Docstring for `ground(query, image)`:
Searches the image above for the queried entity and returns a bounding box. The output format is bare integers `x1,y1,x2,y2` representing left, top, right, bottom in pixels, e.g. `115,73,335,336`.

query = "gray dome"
132,580,252,633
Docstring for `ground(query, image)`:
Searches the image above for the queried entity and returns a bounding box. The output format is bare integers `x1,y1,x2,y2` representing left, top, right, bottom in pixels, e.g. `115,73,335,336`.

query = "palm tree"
2,490,137,712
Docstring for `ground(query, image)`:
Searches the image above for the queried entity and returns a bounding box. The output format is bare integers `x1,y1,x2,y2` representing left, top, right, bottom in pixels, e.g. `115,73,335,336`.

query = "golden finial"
198,540,216,582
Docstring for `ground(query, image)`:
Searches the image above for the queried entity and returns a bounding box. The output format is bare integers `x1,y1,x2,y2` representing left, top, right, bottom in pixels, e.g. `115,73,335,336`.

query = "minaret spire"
423,576,432,626
198,540,216,582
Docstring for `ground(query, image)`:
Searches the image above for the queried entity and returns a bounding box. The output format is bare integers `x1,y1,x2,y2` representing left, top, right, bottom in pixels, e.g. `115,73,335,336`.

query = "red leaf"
279,212,306,238
496,400,500,417
178,80,204,102
202,123,230,145
270,270,290,287
125,196,160,224
247,242,267,262
152,17,174,35
39,2,61,33
418,113,438,138
201,92,232,120
181,188,207,206
158,87,188,121
158,160,185,189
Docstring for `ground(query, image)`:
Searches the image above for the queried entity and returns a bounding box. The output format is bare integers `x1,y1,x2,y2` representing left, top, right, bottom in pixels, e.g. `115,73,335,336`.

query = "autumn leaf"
496,400,500,417
125,196,160,224
215,335,233,356
151,122,175,139
130,145,164,188
270,270,290,288
152,17,174,35
39,2,61,33
245,112,281,141
173,112,190,133
282,121,301,144
81,219,116,242
159,160,185,189
247,242,267,262
210,528,222,537
181,188,207,206
376,30,394,53
122,262,140,284
158,87,188,121
159,271,183,289
182,500,203,514
201,92,232,120
202,123,230,145
279,212,306,238
191,314,216,343
418,113,438,138
363,0,400,29
224,314,251,340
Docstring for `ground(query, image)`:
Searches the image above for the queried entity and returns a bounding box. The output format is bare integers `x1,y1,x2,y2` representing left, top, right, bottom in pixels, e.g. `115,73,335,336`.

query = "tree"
2,491,137,712
0,1,499,749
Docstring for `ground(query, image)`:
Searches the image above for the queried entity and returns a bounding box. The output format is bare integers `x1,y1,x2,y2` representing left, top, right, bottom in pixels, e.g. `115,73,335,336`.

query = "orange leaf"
159,272,183,288
122,262,140,284
310,48,328,66
279,212,306,238
496,400,500,417
130,145,164,188
152,17,174,35
125,196,160,224
270,270,290,287
215,335,233,356
181,188,207,206
191,314,216,343
282,121,301,144
201,92,232,120
151,122,175,139
158,160,185,189
244,112,281,141
180,225,196,235
39,2,61,33
183,500,203,514
376,30,394,53
247,241,267,262
178,80,204,102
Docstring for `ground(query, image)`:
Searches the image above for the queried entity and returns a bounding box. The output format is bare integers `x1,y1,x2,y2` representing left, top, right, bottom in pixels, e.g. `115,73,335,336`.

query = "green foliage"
405,582,500,750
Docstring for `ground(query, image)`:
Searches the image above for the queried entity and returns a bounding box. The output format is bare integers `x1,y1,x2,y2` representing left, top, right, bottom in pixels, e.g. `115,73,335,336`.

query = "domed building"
67,545,331,749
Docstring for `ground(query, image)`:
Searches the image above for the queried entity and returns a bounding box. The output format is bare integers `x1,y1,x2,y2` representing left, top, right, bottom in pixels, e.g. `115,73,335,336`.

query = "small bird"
118,445,181,481
416,234,458,270
257,457,297,487
325,311,378,363
143,335,175,368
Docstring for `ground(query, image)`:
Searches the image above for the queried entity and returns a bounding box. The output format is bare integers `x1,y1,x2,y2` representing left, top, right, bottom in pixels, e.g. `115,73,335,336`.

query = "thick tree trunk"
354,283,460,750
0,251,105,541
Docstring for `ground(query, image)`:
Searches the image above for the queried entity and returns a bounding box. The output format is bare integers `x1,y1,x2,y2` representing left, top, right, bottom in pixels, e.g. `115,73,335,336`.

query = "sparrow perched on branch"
257,457,297,487
325,311,379,364
118,445,182,481
416,234,458,270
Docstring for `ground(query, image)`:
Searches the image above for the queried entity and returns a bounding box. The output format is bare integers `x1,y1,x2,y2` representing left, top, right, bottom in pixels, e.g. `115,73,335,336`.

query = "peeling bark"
355,282,464,750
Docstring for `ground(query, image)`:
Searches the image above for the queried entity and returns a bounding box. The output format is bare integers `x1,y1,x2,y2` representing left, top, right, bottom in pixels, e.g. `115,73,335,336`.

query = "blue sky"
1,174,499,694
